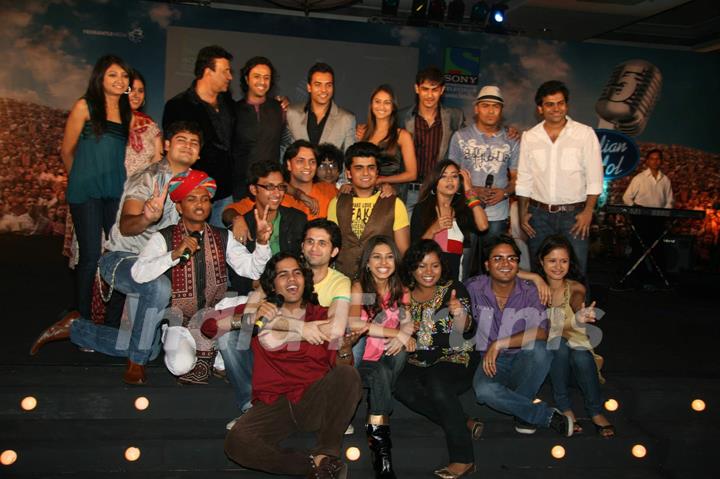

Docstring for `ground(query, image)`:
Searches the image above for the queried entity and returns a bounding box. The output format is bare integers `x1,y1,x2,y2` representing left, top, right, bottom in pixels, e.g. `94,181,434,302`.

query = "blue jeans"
527,206,588,275
473,340,554,427
218,329,254,412
549,338,603,417
210,195,233,228
69,198,120,319
357,351,407,416
462,219,509,280
69,251,170,364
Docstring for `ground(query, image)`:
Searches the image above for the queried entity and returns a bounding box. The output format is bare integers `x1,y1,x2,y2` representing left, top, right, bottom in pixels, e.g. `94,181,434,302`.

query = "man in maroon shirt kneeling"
224,252,362,478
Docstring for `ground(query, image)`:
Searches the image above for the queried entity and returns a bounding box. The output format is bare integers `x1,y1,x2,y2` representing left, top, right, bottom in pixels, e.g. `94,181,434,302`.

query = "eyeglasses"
318,164,338,170
255,183,288,192
489,255,520,264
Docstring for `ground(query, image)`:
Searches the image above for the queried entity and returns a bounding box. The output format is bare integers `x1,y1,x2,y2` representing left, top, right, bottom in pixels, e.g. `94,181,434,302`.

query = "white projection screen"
165,26,420,122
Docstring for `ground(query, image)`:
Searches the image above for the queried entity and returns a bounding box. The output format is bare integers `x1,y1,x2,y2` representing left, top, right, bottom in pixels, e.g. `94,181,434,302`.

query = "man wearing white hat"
449,85,519,278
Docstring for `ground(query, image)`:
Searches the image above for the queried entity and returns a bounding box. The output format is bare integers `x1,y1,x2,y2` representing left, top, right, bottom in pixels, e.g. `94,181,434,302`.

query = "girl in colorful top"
411,159,489,281
61,55,132,321
125,69,162,176
395,239,480,479
349,235,414,479
538,234,614,438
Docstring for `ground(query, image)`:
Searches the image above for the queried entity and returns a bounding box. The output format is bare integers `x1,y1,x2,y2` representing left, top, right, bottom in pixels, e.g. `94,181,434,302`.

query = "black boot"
366,424,397,479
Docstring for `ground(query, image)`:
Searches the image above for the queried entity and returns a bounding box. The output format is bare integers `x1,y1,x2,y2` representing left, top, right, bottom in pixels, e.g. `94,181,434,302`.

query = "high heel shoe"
434,464,476,479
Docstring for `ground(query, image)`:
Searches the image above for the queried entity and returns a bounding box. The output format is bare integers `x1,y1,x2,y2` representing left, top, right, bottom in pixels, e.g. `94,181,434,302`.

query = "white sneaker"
344,424,354,435
226,416,241,431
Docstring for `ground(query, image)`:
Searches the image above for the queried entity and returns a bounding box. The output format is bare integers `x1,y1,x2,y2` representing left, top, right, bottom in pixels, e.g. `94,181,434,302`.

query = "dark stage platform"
1,235,718,478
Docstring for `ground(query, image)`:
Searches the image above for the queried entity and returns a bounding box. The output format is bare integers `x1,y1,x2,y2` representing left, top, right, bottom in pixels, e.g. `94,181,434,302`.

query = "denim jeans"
210,195,233,229
527,205,588,275
549,338,603,417
357,351,407,416
473,340,554,426
462,219,509,280
69,198,120,320
69,251,170,364
218,329,254,412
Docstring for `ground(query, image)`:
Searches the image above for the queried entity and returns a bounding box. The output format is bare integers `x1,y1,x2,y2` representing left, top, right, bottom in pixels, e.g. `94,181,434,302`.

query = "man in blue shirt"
449,86,518,278
464,235,573,436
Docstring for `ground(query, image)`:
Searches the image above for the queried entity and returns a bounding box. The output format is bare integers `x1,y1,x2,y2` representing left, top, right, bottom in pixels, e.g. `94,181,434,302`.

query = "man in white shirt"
516,81,604,274
621,149,674,287
131,170,271,384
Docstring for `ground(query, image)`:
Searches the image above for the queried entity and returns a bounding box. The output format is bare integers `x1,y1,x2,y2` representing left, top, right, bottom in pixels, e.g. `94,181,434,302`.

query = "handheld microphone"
595,59,662,137
179,231,203,264
254,294,285,333
481,174,494,207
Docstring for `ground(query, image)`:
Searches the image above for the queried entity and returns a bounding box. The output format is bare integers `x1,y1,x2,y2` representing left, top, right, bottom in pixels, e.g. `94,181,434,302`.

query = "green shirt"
269,211,282,255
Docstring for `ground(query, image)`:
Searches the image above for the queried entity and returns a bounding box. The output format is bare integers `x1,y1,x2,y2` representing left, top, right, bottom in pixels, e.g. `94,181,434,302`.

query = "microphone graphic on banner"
595,59,662,137
179,231,203,263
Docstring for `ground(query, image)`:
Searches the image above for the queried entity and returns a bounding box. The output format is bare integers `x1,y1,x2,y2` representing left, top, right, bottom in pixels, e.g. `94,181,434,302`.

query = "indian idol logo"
595,129,640,180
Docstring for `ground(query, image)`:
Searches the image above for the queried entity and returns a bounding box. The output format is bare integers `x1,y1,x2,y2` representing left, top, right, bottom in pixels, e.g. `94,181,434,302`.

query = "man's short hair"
259,252,317,305
283,140,319,165
194,45,233,79
483,234,522,263
344,142,381,171
415,66,445,86
317,143,344,174
240,56,276,94
303,218,342,251
248,161,284,186
164,121,203,146
307,62,334,84
646,148,663,159
534,80,569,106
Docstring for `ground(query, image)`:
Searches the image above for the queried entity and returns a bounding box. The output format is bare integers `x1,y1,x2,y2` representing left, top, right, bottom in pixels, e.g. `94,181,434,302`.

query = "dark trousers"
225,365,362,475
69,198,120,320
394,354,480,464
357,351,407,416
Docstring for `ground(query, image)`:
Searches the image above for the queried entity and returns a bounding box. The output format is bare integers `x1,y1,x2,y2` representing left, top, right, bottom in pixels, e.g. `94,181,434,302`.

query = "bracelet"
230,316,243,330
464,189,476,199
467,198,481,209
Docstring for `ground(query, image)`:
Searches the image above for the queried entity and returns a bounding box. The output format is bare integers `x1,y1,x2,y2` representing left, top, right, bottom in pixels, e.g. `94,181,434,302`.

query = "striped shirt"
414,111,443,182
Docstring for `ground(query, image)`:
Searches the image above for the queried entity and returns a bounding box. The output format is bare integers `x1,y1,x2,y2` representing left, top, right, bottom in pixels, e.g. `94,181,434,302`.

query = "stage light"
447,0,465,23
134,396,150,411
604,398,619,411
345,446,361,461
125,446,141,462
470,1,489,24
428,0,446,21
490,4,506,24
381,0,399,16
1,450,17,466
632,444,647,458
691,399,706,412
411,0,428,17
551,445,565,459
20,396,37,411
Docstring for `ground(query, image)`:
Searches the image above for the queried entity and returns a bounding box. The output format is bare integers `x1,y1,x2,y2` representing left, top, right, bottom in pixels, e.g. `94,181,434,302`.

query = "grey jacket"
286,101,356,152
399,104,465,163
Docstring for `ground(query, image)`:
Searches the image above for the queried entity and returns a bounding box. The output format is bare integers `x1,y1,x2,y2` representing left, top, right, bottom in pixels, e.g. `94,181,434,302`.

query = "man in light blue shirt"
449,86,518,278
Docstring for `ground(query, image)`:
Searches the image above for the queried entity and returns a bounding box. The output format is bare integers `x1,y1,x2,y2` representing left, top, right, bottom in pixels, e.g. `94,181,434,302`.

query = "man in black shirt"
163,45,236,227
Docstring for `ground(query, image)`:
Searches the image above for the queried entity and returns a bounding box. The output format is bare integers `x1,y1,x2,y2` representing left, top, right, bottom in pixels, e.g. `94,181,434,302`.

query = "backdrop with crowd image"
0,0,718,271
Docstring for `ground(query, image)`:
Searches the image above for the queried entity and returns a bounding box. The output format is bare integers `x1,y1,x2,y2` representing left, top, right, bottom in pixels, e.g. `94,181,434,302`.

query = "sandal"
466,418,484,440
594,423,616,438
434,464,476,479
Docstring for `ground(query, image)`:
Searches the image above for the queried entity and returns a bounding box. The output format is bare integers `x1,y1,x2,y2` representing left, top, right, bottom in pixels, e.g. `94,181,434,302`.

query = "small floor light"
551,445,565,459
1,450,17,466
134,396,150,411
20,396,37,411
345,446,360,461
604,398,619,411
691,399,706,412
125,446,141,462
632,444,647,458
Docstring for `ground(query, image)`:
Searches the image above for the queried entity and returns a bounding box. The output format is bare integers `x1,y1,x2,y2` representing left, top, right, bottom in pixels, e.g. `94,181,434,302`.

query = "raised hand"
576,301,598,324
254,204,273,245
460,169,474,192
448,289,463,316
143,180,169,224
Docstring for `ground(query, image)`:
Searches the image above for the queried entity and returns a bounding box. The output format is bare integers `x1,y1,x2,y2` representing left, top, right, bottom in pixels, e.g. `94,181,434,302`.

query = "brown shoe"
29,311,81,355
123,360,146,385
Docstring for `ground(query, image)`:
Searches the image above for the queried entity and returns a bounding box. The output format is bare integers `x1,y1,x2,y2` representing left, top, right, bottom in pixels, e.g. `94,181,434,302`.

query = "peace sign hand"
143,180,169,224
254,204,273,245
576,301,598,324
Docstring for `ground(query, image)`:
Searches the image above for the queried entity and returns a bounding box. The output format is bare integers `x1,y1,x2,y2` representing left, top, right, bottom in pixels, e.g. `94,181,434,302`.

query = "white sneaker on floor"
226,416,241,431
344,424,354,435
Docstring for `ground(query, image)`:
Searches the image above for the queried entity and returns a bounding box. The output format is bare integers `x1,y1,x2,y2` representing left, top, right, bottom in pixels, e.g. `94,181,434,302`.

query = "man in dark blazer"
162,45,236,227
286,63,356,152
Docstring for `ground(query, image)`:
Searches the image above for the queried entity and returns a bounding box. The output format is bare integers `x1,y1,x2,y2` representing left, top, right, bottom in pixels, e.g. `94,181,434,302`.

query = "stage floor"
1,235,718,478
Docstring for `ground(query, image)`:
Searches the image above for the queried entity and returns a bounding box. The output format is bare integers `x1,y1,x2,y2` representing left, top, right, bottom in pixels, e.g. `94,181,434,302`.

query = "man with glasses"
465,235,573,437
222,161,307,295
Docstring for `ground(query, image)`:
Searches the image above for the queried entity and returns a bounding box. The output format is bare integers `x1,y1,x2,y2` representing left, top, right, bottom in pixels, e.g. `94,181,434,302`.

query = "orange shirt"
224,182,338,220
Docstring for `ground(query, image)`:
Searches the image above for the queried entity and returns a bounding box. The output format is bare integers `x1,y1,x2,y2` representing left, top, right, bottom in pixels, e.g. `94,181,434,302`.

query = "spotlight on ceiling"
447,0,465,23
489,3,507,24
411,0,428,18
470,1,489,24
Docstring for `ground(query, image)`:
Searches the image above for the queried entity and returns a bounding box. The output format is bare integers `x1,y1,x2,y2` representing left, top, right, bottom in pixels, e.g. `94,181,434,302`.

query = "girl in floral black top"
395,239,481,479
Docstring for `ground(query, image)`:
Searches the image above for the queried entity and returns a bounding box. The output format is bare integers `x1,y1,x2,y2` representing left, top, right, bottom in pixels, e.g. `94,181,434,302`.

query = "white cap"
475,85,504,104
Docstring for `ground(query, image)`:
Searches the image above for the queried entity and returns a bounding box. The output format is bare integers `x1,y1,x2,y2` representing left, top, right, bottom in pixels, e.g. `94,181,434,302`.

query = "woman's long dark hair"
361,84,400,155
129,68,147,113
402,239,451,290
357,235,405,319
536,234,586,284
413,159,474,237
84,54,132,139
